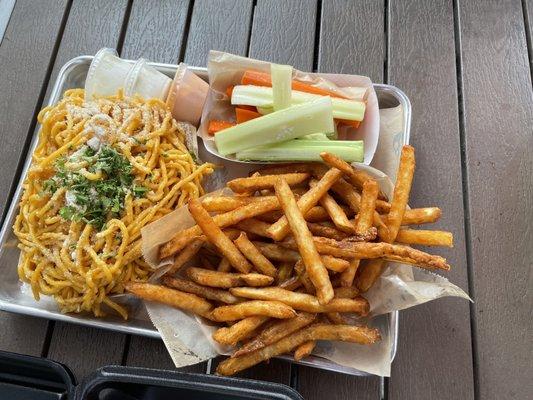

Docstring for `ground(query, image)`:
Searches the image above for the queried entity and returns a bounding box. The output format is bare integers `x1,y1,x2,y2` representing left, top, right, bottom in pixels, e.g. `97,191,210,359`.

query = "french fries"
210,300,297,321
386,145,415,242
230,287,370,315
234,233,277,277
232,312,316,358
187,267,274,288
274,179,334,304
294,340,316,361
162,276,240,304
125,282,213,318
160,196,280,258
189,199,252,273
213,316,269,345
396,229,454,247
267,168,343,240
310,179,354,233
134,146,455,374
340,179,379,286
217,324,381,375
165,238,203,275
228,173,310,193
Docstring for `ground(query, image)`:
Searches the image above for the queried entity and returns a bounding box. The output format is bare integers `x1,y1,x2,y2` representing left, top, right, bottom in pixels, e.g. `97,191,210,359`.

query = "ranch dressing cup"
85,48,133,100
166,63,209,126
125,58,172,101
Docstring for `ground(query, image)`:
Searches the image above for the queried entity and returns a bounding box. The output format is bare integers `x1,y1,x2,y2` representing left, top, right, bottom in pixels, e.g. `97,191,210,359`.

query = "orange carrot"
237,105,257,111
226,86,234,97
208,120,235,135
235,107,261,123
337,119,361,129
241,70,348,99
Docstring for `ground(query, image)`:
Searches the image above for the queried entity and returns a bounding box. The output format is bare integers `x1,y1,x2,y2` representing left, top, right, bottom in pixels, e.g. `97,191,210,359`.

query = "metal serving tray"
0,56,411,377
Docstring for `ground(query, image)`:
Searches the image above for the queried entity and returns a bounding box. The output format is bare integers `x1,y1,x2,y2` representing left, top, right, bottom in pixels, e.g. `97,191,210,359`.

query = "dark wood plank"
47,323,126,379
45,0,129,105
386,1,475,399
318,0,384,81
183,0,254,66
122,0,190,64
248,0,317,70
0,0,69,357
297,2,384,399
42,0,131,379
458,1,533,399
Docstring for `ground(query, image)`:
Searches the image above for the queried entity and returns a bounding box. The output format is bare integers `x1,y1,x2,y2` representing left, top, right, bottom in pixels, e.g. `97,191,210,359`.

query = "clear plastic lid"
85,48,133,100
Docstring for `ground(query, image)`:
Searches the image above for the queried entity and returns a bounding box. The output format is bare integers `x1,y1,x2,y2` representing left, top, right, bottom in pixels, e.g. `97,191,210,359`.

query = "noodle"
14,89,214,319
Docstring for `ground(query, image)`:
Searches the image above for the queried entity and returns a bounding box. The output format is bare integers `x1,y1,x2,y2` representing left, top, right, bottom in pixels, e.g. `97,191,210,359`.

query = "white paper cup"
125,58,172,101
85,48,133,100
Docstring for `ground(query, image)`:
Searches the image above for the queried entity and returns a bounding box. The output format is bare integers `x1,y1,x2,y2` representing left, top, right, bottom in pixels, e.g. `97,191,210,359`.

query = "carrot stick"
226,86,234,97
241,70,348,99
236,107,262,123
208,120,235,135
337,119,361,129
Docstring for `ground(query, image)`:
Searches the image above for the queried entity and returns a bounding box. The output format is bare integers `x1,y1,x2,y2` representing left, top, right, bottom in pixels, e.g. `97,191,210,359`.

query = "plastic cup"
125,58,172,101
85,48,133,100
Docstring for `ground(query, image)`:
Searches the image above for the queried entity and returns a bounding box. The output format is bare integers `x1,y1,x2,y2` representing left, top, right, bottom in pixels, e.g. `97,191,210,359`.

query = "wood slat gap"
116,0,134,55
312,0,322,72
522,0,533,76
245,0,257,56
178,0,196,63
452,1,480,399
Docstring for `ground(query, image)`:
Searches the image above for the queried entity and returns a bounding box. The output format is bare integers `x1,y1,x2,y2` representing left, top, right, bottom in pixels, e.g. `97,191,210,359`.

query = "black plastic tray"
0,350,302,400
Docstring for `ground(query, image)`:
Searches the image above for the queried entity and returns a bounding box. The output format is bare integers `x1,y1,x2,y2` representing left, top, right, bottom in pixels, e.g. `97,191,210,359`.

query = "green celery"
236,140,364,162
299,133,330,140
214,97,334,156
232,85,366,121
271,63,292,111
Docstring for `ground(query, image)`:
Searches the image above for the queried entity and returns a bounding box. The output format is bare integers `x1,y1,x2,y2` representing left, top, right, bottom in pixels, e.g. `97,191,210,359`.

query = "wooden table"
0,1,531,399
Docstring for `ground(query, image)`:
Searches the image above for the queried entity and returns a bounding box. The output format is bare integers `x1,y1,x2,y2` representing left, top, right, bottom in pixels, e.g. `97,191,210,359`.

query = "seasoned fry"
325,312,347,324
162,277,240,304
125,282,213,318
234,233,278,277
267,168,343,241
210,300,297,321
331,178,389,240
254,242,349,273
320,152,387,199
277,261,295,284
187,267,274,288
212,316,269,345
342,227,378,242
334,286,360,299
230,287,369,315
217,324,381,375
274,179,333,305
160,196,280,259
234,218,271,237
355,259,387,292
386,145,415,242
396,229,454,247
201,196,276,212
232,312,316,358
189,199,252,273
218,257,232,272
278,276,302,291
340,179,378,286
258,205,354,223
294,260,316,294
254,242,301,262
294,340,316,361
280,236,451,271
307,221,349,241
165,238,203,275
310,180,354,233
397,207,442,225
228,173,310,193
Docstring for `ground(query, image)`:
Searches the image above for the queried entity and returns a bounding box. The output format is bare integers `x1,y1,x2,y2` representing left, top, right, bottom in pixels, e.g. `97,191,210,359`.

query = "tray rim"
0,55,411,377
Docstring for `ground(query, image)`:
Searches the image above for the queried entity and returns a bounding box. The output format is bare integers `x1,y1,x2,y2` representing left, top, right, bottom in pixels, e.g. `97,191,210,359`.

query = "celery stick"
214,97,334,156
232,85,366,121
236,140,364,162
271,64,292,111
256,106,273,115
299,133,330,140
